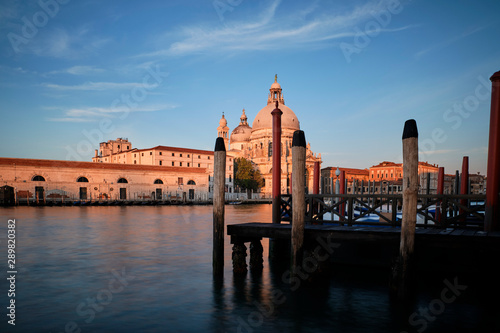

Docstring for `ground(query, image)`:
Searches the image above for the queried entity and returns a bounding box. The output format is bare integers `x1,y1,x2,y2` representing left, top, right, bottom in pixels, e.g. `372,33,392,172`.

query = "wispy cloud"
41,81,157,91
137,0,411,57
47,65,105,76
46,104,178,122
415,25,487,59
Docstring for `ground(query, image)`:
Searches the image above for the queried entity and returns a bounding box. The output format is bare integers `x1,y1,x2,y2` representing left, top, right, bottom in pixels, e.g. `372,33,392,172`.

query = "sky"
0,0,499,175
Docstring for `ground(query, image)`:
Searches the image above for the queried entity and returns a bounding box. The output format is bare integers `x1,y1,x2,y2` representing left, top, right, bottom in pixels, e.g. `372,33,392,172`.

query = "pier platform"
227,222,500,272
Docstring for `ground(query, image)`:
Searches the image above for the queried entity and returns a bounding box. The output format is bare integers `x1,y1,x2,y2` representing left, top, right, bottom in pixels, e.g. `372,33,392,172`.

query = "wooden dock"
227,222,500,272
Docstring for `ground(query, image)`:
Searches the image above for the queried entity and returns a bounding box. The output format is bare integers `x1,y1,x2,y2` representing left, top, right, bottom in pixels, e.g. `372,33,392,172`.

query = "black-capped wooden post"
213,137,226,276
291,130,306,273
392,119,418,300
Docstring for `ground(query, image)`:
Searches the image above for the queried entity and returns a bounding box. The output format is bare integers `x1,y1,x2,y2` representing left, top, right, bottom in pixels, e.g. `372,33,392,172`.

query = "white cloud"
46,104,178,122
138,0,413,57
47,65,105,76
415,25,487,59
41,81,157,91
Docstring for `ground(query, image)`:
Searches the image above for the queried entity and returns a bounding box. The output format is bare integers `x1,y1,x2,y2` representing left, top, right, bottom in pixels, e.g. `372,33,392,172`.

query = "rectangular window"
180,154,183,157
187,163,190,167
187,154,190,158
142,153,144,156
159,161,162,166
180,162,182,166
172,162,174,166
159,152,162,155
178,177,183,185
172,153,175,156
198,155,201,159
150,152,152,155
198,163,200,167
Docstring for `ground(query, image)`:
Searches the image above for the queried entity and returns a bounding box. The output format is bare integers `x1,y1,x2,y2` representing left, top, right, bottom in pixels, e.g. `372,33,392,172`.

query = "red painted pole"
339,170,345,219
436,167,444,223
485,70,500,232
272,101,283,224
313,161,320,194
459,156,469,222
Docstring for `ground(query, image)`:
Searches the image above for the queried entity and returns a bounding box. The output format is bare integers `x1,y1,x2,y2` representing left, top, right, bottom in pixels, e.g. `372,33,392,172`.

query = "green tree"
234,158,264,193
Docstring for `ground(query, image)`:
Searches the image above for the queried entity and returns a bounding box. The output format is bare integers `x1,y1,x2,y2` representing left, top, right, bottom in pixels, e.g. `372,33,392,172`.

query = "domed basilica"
217,76,322,195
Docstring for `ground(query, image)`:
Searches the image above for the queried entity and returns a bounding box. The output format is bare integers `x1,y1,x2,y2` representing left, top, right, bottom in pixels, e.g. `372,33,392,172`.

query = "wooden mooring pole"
270,101,286,261
291,130,306,273
339,170,345,219
213,137,226,276
459,156,469,224
436,167,445,223
485,70,500,231
392,119,418,300
272,101,283,224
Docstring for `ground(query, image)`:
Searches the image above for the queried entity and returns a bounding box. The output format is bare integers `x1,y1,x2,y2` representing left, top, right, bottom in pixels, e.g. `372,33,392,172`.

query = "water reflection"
0,205,494,332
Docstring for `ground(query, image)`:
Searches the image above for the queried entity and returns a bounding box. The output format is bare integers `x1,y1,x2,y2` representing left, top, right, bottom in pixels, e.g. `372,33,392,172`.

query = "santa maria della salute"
0,76,321,204
218,75,322,195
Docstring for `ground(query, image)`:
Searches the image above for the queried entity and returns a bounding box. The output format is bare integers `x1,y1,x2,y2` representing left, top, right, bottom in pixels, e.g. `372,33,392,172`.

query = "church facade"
219,76,322,194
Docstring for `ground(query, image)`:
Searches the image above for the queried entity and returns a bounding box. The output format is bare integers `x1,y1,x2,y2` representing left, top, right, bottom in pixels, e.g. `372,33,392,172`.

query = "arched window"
187,180,196,185
32,175,45,181
77,177,89,182
117,178,128,183
154,179,163,184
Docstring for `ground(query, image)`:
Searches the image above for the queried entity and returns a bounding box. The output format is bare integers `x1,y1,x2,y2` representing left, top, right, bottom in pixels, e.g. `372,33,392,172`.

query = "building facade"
0,157,214,203
321,167,370,194
222,76,322,194
369,161,439,194
92,140,235,195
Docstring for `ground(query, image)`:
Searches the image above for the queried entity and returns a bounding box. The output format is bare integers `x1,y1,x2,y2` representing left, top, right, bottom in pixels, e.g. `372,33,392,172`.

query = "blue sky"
0,0,499,175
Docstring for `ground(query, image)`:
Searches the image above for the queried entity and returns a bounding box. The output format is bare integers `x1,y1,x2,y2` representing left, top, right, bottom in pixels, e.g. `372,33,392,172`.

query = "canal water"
0,205,497,332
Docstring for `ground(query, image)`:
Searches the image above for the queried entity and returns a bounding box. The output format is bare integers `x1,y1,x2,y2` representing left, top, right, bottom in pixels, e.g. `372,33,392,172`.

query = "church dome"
230,109,252,143
252,103,300,131
270,81,281,90
252,76,300,131
219,114,227,127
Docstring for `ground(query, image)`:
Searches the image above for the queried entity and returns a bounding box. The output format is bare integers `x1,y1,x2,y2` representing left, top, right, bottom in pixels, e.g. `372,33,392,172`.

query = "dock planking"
228,222,500,243
227,222,500,272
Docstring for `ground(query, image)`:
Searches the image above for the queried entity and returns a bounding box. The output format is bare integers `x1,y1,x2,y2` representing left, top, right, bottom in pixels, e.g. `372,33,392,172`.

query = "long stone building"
0,156,219,203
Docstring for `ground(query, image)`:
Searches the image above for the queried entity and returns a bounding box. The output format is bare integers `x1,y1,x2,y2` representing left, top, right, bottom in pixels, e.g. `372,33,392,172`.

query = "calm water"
0,205,497,333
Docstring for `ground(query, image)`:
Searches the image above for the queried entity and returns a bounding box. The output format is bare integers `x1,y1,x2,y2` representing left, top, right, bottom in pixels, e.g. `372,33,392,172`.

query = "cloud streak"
415,25,487,59
46,104,178,122
41,81,158,91
138,0,412,57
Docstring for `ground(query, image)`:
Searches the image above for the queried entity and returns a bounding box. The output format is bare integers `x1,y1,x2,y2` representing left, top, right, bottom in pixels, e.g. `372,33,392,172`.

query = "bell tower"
217,113,229,150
